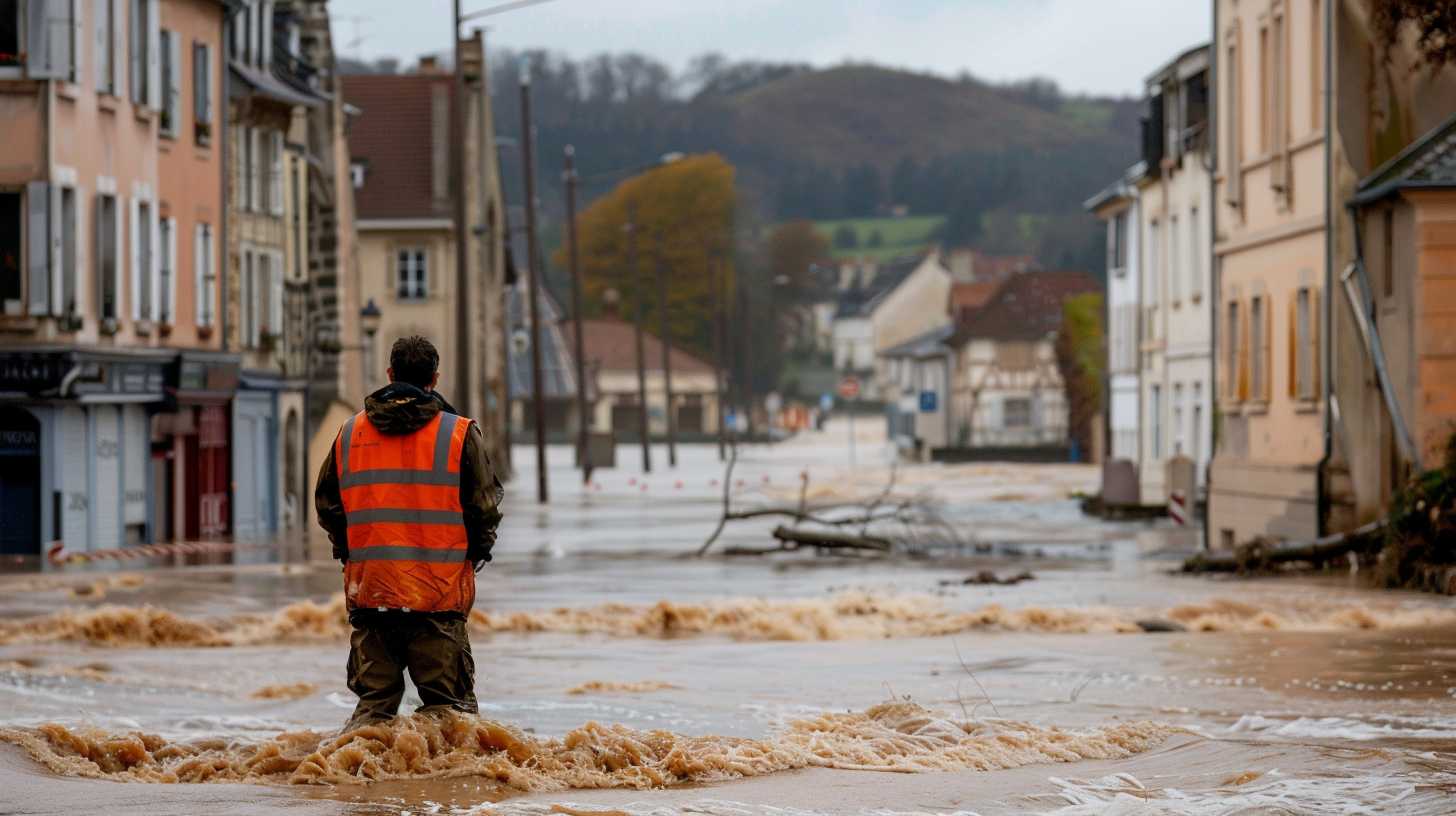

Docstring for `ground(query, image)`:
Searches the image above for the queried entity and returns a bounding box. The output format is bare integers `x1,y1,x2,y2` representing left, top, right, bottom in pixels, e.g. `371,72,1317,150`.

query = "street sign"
918,391,938,413
837,376,861,400
819,393,834,412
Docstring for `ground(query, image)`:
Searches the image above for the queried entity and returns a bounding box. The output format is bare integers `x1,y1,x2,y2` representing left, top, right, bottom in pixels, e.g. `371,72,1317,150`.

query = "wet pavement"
3,421,1455,814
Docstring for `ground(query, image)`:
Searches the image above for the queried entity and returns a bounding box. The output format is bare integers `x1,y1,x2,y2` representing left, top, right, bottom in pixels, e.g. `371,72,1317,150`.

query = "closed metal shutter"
58,406,88,549
233,411,259,540
92,405,122,550
122,404,148,534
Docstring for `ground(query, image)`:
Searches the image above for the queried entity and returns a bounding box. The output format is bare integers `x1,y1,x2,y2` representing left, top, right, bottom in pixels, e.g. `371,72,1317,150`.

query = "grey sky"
338,0,1211,97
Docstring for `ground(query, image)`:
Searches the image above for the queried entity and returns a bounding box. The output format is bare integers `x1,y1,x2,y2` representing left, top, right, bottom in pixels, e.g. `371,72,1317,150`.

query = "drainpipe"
1316,0,1333,537
220,10,234,354
1205,0,1218,551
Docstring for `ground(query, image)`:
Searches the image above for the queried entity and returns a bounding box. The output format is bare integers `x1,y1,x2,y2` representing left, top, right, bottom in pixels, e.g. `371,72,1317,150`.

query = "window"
243,249,256,345
193,42,212,145
396,248,427,300
130,0,148,104
134,199,153,322
0,191,19,314
1169,215,1181,302
194,222,215,327
1189,207,1202,299
1004,398,1032,428
1173,383,1184,456
97,193,119,322
59,185,76,316
1226,300,1243,400
160,29,178,137
1192,383,1204,465
1151,384,1163,459
1148,219,1161,303
1250,294,1268,401
350,161,367,190
0,1,18,69
158,217,173,324
1110,211,1127,272
1294,286,1318,401
997,341,1035,370
257,251,279,336
242,126,256,211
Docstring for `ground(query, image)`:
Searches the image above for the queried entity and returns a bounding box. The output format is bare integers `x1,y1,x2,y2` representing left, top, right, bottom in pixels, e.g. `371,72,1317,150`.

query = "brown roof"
341,74,454,220
561,319,715,377
951,271,1099,344
950,281,999,313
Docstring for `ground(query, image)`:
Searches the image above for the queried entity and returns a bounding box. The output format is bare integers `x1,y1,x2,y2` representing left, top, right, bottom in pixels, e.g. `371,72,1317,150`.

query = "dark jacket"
315,382,503,567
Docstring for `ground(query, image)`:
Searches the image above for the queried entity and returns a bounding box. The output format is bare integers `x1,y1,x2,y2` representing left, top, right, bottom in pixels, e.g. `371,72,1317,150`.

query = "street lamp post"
709,254,727,461
564,145,591,484
656,228,678,468
520,60,548,504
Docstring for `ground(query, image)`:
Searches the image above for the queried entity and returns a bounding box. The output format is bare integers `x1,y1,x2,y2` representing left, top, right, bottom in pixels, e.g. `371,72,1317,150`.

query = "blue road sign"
919,391,938,413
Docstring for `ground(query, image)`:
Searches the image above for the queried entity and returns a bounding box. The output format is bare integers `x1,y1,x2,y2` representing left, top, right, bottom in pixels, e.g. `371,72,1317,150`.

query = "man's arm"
459,422,504,565
314,444,349,563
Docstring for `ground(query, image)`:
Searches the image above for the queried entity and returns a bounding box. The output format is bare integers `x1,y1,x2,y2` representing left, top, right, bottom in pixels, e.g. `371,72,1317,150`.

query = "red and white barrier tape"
47,540,237,568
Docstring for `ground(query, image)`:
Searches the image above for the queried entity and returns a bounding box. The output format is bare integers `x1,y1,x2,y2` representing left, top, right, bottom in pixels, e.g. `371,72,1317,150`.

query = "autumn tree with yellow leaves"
558,153,737,356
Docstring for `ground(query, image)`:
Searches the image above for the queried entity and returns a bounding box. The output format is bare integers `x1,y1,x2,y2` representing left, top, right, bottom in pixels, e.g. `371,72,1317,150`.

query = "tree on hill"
842,164,884,216
556,153,737,356
833,224,859,249
867,229,885,248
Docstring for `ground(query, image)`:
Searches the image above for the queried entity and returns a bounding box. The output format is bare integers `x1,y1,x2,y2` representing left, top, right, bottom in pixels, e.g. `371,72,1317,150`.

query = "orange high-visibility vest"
335,410,475,614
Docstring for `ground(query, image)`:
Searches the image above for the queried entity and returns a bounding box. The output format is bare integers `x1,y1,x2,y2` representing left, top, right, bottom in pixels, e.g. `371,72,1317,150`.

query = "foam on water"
0,703,1169,790
565,682,679,696
2,592,1454,649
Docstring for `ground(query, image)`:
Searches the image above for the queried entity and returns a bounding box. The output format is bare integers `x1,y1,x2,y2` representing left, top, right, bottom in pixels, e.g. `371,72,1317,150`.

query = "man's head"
388,335,440,391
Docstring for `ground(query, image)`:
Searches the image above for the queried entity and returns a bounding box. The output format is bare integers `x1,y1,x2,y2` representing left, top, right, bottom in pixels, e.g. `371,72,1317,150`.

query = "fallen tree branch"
771,525,894,552
1182,520,1385,573
696,443,738,557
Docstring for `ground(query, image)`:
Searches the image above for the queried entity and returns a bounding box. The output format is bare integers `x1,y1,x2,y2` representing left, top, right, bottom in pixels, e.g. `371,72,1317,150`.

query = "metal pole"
519,63,548,503
709,255,726,461
564,146,590,483
849,394,857,466
453,1,471,418
656,229,677,467
628,203,651,472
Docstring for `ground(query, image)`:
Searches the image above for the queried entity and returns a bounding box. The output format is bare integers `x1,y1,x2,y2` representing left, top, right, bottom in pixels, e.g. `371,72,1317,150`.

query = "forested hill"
342,52,1142,270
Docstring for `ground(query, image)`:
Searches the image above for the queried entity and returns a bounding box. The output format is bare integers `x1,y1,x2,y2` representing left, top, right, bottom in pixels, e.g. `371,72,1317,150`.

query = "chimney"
417,55,443,74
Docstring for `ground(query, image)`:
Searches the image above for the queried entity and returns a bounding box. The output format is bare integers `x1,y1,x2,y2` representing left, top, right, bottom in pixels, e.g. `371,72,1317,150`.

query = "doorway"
0,406,42,555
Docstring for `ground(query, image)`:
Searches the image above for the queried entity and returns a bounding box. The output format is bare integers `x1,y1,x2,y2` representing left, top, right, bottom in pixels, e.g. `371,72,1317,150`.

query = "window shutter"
193,222,204,325
47,0,73,81
26,181,51,316
1263,298,1273,402
149,205,161,321
129,0,142,101
48,181,62,316
164,29,180,129
165,216,176,323
270,251,283,336
93,0,107,88
68,0,81,82
1309,289,1321,398
1237,304,1249,401
127,196,139,321
25,0,56,78
249,127,261,212
232,126,244,207
146,0,159,109
270,130,284,216
110,0,124,97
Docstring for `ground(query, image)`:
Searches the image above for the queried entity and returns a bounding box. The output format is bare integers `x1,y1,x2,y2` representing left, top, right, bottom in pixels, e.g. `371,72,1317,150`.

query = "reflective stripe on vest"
336,411,476,613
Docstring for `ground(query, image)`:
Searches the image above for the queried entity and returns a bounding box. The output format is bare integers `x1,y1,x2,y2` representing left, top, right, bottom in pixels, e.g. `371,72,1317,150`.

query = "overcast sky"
337,0,1211,97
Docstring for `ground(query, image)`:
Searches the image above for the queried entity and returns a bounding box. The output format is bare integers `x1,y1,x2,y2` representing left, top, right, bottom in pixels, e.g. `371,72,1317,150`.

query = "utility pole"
520,60,548,503
709,254,726,461
564,145,590,483
452,1,471,419
656,229,678,467
627,202,652,473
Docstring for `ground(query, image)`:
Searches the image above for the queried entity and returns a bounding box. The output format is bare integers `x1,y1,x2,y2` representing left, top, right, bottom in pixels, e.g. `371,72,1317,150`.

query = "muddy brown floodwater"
3,422,1456,815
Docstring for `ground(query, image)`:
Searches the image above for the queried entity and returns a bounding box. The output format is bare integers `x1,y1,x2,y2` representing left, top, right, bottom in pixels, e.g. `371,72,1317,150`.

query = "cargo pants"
344,612,478,730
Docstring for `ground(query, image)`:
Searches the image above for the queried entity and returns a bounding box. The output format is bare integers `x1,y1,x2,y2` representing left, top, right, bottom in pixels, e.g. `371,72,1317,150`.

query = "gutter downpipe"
1205,0,1219,551
1316,0,1333,537
220,8,236,354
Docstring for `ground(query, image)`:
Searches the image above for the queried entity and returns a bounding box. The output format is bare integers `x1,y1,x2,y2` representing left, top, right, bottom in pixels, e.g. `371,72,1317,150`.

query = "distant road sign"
837,376,861,400
919,391,937,412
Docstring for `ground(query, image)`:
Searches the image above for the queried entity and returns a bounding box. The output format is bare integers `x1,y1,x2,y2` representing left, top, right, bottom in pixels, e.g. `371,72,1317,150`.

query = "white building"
831,251,953,399
1135,45,1215,504
1086,168,1144,487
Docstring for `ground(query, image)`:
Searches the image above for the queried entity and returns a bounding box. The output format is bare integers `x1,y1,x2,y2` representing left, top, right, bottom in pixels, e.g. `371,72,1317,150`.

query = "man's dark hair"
389,336,439,389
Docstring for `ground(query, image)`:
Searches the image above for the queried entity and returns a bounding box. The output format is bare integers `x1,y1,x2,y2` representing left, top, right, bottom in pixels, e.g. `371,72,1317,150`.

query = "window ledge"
1243,401,1270,416
1293,398,1320,414
98,94,120,113
135,106,156,124
0,316,40,333
56,313,83,333
56,82,81,101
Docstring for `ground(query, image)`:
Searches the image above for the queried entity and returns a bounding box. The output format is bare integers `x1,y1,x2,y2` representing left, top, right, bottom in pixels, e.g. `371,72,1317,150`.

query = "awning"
230,62,324,108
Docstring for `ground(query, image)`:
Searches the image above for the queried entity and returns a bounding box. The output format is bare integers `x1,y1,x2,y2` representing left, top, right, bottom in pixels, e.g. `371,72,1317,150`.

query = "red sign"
837,376,861,400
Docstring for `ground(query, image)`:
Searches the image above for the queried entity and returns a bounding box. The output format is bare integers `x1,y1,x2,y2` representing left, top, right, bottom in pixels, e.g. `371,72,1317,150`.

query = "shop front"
0,349,171,558
156,353,241,543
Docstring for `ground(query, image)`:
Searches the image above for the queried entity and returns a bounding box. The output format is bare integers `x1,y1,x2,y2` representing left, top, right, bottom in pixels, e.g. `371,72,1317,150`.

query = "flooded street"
3,422,1456,815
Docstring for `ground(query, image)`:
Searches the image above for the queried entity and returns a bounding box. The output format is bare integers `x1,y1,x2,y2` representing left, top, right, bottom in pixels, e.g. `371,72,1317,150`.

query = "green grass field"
813,215,945,262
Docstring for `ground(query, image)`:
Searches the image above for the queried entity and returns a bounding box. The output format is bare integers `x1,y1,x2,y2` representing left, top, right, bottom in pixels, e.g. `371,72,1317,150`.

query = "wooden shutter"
164,216,176,323
26,181,51,316
1261,297,1273,401
149,204,161,321
48,181,62,316
1308,289,1321,399
269,130,284,216
269,251,283,336
194,222,205,325
128,0,142,101
1238,302,1250,401
1287,297,1297,398
93,0,107,88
